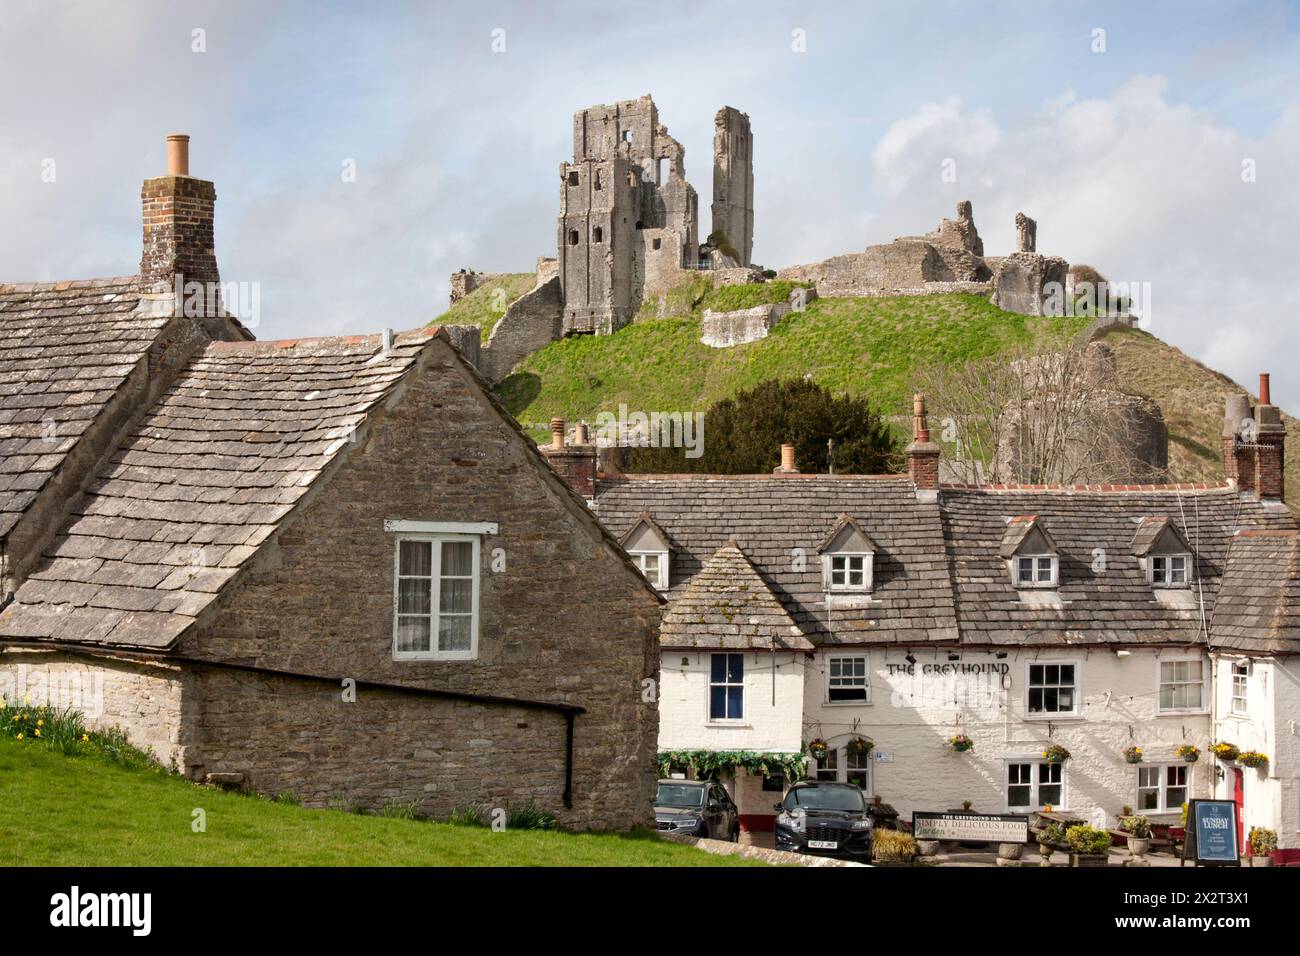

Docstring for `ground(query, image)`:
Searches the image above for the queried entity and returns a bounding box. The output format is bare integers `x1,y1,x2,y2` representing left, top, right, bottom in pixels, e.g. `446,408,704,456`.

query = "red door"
1233,768,1245,853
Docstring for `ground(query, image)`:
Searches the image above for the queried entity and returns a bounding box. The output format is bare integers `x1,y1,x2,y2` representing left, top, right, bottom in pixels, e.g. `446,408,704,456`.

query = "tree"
623,379,901,474
912,341,1166,485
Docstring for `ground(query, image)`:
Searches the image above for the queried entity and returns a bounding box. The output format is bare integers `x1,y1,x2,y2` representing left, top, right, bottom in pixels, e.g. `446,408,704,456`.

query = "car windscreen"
656,783,706,808
785,785,866,812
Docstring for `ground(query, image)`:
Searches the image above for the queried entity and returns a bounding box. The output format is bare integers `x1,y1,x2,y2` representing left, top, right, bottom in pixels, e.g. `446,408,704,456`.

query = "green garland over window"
657,749,807,781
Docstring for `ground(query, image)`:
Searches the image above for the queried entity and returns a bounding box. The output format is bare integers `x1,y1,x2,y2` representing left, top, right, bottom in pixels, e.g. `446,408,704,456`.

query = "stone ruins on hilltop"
448,95,1125,383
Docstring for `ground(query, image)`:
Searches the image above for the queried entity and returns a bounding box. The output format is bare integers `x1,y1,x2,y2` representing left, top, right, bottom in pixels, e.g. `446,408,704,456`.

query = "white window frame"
813,744,873,792
1014,554,1058,588
1005,758,1067,812
1149,553,1191,588
825,654,871,705
708,652,745,723
1136,763,1191,813
1156,656,1207,714
1024,660,1081,718
822,552,873,593
392,533,481,662
629,549,669,589
1230,661,1249,717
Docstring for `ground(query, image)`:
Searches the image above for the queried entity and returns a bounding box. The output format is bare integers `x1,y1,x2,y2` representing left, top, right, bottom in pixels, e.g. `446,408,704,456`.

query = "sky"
3,0,1299,406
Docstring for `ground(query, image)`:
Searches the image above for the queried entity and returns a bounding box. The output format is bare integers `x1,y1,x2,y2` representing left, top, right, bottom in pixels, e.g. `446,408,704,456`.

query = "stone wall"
0,648,195,769
441,325,482,373
701,302,788,347
481,275,562,383
779,242,961,296
180,337,662,830
711,107,754,266
449,270,505,305
990,253,1069,316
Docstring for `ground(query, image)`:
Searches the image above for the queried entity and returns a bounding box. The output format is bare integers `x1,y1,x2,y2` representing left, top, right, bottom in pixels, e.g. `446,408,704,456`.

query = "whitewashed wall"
801,647,1214,825
657,649,804,753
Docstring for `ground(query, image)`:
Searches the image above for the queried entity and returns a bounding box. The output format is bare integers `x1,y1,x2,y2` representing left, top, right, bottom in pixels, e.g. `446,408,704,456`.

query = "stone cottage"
551,380,1300,852
0,136,662,830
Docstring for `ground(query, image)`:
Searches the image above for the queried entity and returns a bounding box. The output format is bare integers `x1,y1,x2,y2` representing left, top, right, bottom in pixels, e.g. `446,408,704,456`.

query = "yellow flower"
36,719,44,727
33,729,40,737
15,733,23,740
81,734,89,742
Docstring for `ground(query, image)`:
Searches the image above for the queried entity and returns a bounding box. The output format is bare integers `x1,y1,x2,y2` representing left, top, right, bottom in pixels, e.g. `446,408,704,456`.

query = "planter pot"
1071,853,1109,868
916,839,940,857
1250,854,1273,867
1182,753,1199,763
1127,836,1151,858
997,842,1024,861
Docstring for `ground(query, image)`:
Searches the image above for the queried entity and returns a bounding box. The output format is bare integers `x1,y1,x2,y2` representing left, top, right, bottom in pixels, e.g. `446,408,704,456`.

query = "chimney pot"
574,421,590,446
773,443,798,474
1259,372,1271,406
550,417,566,449
167,134,190,176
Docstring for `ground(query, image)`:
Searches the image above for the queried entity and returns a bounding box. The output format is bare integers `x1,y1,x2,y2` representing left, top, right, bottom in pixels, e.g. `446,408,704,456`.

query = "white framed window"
1231,662,1249,717
1007,760,1065,811
709,653,744,721
825,552,873,592
814,748,838,782
845,748,871,790
1015,555,1058,588
1157,658,1205,713
1026,661,1079,716
393,534,480,661
826,655,869,703
1149,553,1191,587
1137,764,1189,813
630,550,668,589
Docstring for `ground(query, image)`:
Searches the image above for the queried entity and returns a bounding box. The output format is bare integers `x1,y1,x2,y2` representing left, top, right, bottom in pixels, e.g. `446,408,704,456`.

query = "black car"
654,780,740,841
774,782,873,858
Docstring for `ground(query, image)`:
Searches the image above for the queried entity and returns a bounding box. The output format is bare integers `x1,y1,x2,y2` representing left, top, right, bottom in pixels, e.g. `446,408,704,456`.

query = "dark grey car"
654,779,739,840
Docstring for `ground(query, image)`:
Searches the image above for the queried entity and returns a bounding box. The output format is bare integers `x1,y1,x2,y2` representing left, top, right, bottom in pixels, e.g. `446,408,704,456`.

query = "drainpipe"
563,712,576,809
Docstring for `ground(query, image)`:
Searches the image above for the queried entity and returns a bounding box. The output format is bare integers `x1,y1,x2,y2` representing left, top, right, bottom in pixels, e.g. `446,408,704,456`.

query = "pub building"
576,382,1300,856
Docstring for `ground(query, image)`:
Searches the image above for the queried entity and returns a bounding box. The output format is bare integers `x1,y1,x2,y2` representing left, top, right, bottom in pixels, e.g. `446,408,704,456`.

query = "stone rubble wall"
481,275,563,383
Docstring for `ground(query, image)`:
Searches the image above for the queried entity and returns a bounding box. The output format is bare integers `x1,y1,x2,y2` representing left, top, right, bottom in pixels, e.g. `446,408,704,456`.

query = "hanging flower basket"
1123,746,1143,764
949,734,974,753
1042,744,1071,764
1175,744,1200,763
1239,750,1269,770
807,738,829,758
1210,742,1239,762
845,736,874,758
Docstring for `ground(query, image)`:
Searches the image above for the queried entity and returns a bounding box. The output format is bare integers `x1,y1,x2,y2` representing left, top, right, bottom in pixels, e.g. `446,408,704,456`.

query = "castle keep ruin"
557,95,754,335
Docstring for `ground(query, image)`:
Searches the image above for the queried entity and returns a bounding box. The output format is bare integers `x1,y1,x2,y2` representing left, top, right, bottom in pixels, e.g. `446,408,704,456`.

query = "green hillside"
0,735,751,867
496,292,1090,433
433,272,534,336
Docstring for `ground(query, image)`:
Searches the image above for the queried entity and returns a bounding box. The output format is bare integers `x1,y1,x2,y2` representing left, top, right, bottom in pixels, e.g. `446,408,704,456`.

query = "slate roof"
0,329,440,650
592,475,961,647
660,542,815,651
1211,530,1300,655
0,277,161,537
941,485,1293,647
594,476,1297,651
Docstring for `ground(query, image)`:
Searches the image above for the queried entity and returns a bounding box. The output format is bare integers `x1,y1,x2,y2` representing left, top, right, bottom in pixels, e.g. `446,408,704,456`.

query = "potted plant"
949,733,974,753
1042,744,1071,764
1120,814,1152,858
807,738,829,759
1175,744,1200,763
845,736,873,758
1066,824,1112,867
1036,823,1064,864
1123,745,1143,764
1248,827,1277,866
1210,741,1239,762
961,799,973,812
1239,750,1269,770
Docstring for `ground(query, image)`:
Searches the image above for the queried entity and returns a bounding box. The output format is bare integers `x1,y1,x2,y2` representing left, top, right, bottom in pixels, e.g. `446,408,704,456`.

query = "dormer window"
818,514,877,594
1016,555,1058,587
620,512,670,591
1001,516,1060,590
1131,516,1193,590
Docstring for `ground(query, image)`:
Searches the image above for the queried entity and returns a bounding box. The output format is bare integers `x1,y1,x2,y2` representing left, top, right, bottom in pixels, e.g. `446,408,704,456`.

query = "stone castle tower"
711,107,754,266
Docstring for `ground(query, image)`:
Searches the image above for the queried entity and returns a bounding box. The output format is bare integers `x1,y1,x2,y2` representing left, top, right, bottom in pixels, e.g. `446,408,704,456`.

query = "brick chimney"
1222,393,1255,493
772,443,799,474
906,393,941,494
1253,373,1286,501
141,133,222,314
540,417,597,499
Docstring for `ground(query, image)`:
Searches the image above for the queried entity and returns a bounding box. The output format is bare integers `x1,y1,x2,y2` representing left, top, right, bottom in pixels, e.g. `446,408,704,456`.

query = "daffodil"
81,734,89,742
33,728,40,737
36,719,44,727
15,733,23,740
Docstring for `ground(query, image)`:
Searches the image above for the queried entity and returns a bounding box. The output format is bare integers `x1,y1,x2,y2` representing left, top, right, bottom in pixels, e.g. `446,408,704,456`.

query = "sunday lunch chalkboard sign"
1183,799,1240,866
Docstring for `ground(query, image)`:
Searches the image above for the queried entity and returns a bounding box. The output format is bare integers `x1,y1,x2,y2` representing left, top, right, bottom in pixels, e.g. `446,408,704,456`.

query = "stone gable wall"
182,337,661,829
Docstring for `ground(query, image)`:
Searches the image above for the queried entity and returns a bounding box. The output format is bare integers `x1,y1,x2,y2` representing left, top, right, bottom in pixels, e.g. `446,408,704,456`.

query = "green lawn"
497,290,1088,434
0,738,754,867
